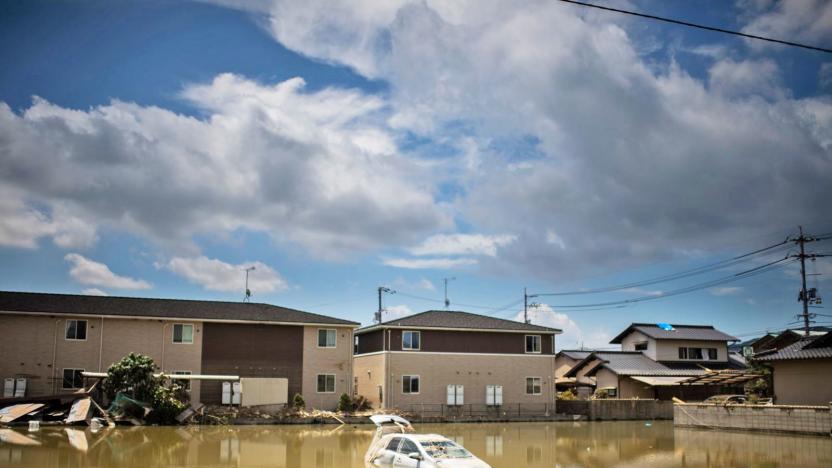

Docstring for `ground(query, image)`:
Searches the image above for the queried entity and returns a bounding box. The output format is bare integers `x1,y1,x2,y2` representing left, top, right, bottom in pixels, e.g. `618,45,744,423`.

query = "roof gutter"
355,324,561,335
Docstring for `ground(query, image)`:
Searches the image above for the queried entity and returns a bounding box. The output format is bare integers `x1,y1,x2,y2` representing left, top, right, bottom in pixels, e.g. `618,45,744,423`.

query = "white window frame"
316,374,336,393
172,370,192,391
402,375,420,394
317,328,337,348
65,320,88,341
525,376,542,395
525,335,541,354
172,323,194,344
402,330,421,351
62,368,85,389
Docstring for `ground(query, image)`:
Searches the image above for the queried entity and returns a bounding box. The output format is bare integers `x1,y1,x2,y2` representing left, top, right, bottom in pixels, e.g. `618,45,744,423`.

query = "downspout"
386,329,391,410
98,317,105,372
160,322,170,372
51,319,61,394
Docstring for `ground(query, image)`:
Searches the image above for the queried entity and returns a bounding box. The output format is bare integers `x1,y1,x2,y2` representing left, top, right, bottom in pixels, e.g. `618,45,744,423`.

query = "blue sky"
1,0,831,348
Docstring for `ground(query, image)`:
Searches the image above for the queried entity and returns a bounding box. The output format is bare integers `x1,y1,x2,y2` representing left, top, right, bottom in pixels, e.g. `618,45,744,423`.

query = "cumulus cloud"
166,256,288,293
0,74,448,258
384,304,415,321
408,233,516,257
65,253,151,290
514,304,611,350
740,0,832,51
708,58,787,100
81,288,108,296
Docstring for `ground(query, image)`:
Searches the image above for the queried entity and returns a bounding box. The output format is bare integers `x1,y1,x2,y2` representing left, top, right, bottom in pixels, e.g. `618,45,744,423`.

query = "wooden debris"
0,403,44,424
65,397,92,424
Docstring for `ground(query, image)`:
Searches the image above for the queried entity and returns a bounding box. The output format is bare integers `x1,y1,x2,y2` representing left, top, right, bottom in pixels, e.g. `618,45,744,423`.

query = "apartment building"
0,291,357,409
352,310,561,410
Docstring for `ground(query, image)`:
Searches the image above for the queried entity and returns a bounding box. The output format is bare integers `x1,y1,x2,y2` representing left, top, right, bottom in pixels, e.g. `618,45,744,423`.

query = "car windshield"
421,440,472,459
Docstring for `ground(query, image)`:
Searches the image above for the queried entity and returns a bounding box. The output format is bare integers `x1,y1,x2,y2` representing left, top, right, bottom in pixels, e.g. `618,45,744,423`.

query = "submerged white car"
365,415,490,468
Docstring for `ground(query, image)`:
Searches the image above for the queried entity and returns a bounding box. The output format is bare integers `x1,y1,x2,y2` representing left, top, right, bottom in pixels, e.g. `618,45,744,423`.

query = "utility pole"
376,286,395,323
791,226,828,336
243,266,256,302
523,288,539,324
443,277,455,310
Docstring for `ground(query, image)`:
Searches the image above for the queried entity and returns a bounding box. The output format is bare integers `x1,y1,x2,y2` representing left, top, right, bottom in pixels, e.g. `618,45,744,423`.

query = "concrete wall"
0,314,203,403
654,339,728,362
353,353,386,409
300,325,354,410
772,359,832,406
240,378,288,407
674,403,832,436
621,331,657,360
384,352,556,409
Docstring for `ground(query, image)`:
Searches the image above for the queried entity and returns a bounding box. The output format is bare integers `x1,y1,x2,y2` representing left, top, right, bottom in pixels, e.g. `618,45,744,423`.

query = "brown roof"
610,323,738,344
564,350,745,378
0,291,358,326
356,310,560,334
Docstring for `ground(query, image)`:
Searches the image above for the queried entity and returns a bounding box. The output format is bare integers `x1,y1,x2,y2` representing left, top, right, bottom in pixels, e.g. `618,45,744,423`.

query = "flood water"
1,421,830,467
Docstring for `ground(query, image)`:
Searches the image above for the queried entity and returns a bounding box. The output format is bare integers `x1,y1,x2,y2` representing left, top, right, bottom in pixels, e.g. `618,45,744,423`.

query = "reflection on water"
0,421,829,467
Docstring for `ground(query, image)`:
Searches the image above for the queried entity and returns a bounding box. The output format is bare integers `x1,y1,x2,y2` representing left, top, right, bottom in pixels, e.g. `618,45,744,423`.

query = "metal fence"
400,403,554,419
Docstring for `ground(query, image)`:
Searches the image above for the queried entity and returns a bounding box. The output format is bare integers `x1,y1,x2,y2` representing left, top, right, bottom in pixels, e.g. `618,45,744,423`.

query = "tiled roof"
566,351,745,378
0,291,358,326
357,310,560,333
557,350,593,361
753,332,832,361
610,323,738,344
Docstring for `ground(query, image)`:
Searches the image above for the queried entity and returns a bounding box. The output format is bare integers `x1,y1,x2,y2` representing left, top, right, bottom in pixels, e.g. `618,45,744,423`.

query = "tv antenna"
243,266,256,302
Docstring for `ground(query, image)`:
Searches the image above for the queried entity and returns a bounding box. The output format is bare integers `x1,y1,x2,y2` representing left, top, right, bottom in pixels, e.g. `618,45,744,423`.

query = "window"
688,348,703,360
318,329,336,348
65,320,87,341
525,377,542,395
707,348,718,360
316,374,335,393
525,335,541,353
173,371,191,391
62,369,84,389
398,439,420,455
386,437,402,452
354,335,359,354
402,375,420,394
173,324,193,344
402,331,420,350
678,347,688,359
634,341,648,351
679,347,709,360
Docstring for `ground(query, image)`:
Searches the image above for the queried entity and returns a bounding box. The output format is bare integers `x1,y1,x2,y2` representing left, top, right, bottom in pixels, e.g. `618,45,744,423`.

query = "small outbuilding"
753,331,832,406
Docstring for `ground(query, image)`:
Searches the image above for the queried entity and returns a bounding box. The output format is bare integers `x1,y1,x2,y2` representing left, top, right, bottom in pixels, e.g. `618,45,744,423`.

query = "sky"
1,0,831,349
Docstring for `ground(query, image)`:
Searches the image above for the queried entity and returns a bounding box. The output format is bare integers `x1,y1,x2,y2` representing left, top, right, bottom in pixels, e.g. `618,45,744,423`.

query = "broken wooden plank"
0,403,45,424
65,398,92,424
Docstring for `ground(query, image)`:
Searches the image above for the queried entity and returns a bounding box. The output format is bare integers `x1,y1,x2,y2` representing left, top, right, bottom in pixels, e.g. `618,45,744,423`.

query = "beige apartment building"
353,310,561,411
0,291,357,409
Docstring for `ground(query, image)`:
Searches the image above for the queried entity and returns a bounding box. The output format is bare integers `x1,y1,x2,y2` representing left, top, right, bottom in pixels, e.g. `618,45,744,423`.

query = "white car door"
393,438,423,467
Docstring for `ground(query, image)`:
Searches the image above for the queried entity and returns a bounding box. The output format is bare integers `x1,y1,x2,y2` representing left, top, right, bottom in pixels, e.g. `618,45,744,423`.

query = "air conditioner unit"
3,378,14,398
14,378,26,398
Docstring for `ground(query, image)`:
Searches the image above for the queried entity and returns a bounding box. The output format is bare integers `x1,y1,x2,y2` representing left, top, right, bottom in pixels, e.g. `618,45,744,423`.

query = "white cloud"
65,253,151,290
740,0,832,51
166,256,288,293
81,288,108,296
0,74,448,258
710,286,744,296
408,233,516,257
382,257,477,270
708,59,786,100
513,304,611,351
392,276,436,291
384,304,414,320
545,229,566,250
620,287,664,297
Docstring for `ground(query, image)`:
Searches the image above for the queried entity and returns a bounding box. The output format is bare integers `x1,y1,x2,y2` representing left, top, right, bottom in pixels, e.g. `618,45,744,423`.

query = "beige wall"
353,353,386,409
555,355,576,378
772,359,832,406
0,313,203,404
654,340,728,362
300,326,354,410
618,376,655,399
382,352,556,409
620,331,657,360
595,368,618,393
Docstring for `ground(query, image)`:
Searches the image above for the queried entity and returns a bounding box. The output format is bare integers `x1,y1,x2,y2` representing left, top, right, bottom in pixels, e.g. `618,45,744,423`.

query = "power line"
531,238,790,298
556,0,832,54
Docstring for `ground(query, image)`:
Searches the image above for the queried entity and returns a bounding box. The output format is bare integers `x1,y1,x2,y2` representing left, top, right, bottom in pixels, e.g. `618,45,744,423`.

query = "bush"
104,353,159,401
558,389,576,401
292,393,305,410
353,395,372,412
337,393,353,413
147,383,187,425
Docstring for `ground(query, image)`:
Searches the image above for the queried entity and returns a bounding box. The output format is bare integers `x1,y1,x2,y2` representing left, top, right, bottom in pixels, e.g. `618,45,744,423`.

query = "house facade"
352,310,561,411
0,291,357,409
753,331,832,405
562,323,745,399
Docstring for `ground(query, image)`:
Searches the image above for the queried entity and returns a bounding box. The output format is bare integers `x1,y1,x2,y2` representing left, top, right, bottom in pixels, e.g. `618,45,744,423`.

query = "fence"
400,403,557,421
555,399,674,420
674,403,832,436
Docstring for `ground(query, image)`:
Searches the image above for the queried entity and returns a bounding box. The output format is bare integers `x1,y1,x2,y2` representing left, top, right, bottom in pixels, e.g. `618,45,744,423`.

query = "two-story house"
352,310,561,411
0,291,358,409
562,323,745,400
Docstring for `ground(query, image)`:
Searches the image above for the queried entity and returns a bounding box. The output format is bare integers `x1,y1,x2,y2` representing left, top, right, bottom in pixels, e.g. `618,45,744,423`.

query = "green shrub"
353,395,371,412
336,393,353,413
103,353,159,401
292,393,306,409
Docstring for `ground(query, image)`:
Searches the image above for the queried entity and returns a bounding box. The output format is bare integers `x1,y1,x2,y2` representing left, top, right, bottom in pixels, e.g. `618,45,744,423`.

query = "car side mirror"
408,452,422,460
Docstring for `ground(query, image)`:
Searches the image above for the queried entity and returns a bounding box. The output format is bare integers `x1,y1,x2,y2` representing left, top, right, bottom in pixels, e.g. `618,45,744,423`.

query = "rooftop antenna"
443,277,456,310
376,286,396,323
243,266,256,302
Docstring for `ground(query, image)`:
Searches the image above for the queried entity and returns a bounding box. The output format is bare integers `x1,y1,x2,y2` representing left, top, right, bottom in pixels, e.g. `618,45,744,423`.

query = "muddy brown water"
1,421,830,467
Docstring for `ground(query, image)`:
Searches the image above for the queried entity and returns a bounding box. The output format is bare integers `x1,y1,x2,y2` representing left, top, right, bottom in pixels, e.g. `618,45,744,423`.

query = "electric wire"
556,0,832,54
